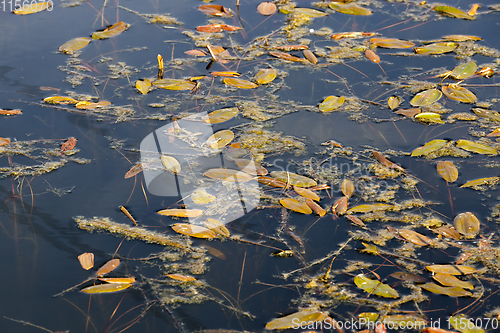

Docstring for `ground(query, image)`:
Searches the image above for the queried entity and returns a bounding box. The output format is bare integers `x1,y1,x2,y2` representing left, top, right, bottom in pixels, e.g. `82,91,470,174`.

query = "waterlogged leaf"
166,273,197,282
410,89,442,107
449,315,485,333
399,229,433,246
390,272,427,283
223,78,258,89
372,151,404,171
303,50,318,64
434,225,461,240
319,96,345,112
420,283,472,297
185,49,207,56
161,156,181,174
443,34,482,42
388,96,402,110
206,129,234,149
415,112,444,124
451,61,477,80
78,253,94,270
426,265,477,275
433,274,474,290
341,179,355,198
294,185,320,201
197,24,240,33
61,137,77,152
354,274,399,298
124,163,142,178
234,158,267,176
81,283,132,294
280,198,312,214
332,196,348,215
370,38,415,49
411,139,448,157
198,4,232,16
306,199,326,217
346,215,366,228
394,108,421,117
460,177,500,188
270,171,317,187
204,168,254,182
347,203,392,213
92,22,129,40
415,42,457,55
293,8,327,18
257,176,287,187
157,209,204,217
442,85,477,104
269,51,305,62
97,259,120,276
98,277,135,284
172,223,217,239
437,161,458,182
434,6,474,20
454,212,480,238
136,79,151,95
456,140,497,155
257,2,277,15
329,2,372,15
59,37,91,54
13,1,51,14
204,107,238,124
360,243,379,254
474,108,500,121
254,68,277,85
265,309,329,330
204,218,230,237
43,96,78,104
153,79,196,90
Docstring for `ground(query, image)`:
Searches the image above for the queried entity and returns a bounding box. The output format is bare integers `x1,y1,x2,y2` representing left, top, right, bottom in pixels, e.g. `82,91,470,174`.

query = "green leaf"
354,274,399,298
410,89,442,106
415,42,457,55
451,61,477,80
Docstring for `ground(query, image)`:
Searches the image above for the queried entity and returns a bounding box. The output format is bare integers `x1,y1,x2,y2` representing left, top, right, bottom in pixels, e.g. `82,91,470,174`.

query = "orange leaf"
78,253,94,270
257,2,277,15
0,109,22,115
97,259,120,276
61,137,77,152
124,163,143,178
166,273,197,282
98,277,135,284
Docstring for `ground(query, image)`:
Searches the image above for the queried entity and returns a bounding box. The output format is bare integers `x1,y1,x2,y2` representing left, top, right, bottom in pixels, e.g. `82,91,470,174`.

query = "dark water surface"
1,0,500,332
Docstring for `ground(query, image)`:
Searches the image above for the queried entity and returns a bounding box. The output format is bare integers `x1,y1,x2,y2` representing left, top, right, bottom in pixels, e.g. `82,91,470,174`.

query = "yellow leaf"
415,112,444,124
92,22,130,40
456,139,497,155
78,253,94,270
204,168,254,182
370,38,415,49
136,79,151,95
171,223,217,239
81,283,132,294
453,212,480,238
398,229,433,246
59,37,91,54
294,185,320,201
319,96,345,112
158,209,203,217
206,129,234,149
347,203,392,213
204,107,238,124
411,139,448,157
254,68,278,85
442,85,477,103
223,78,258,89
460,176,500,189
280,198,312,214
387,96,402,110
426,264,477,275
204,218,230,237
354,274,399,298
420,282,472,297
437,161,458,182
191,189,216,204
410,89,442,107
414,42,457,55
432,273,473,290
13,1,51,14
98,277,135,284
270,171,317,187
265,309,329,330
166,273,197,282
43,96,78,105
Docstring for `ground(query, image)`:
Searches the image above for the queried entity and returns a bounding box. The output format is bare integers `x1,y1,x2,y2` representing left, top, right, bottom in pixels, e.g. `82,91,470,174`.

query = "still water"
1,0,500,332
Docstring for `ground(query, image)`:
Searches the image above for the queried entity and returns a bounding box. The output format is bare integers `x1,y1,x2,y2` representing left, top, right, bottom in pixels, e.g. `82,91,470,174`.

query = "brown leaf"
78,253,94,270
365,49,380,63
97,258,120,276
306,198,326,217
61,137,77,152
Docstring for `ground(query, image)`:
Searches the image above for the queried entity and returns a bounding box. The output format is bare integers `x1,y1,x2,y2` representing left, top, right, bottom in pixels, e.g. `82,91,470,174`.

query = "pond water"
1,0,500,332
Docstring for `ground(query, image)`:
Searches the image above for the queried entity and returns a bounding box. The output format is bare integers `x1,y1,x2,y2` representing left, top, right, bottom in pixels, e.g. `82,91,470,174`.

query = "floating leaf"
198,4,232,16
411,139,448,157
13,1,51,14
197,24,240,33
306,199,326,217
420,283,472,297
172,223,217,239
474,108,500,121
382,315,427,329
453,212,480,238
476,66,494,78
410,89,442,107
0,137,10,146
450,61,477,80
280,198,312,214
341,179,355,198
269,51,305,62
59,37,91,54
372,151,404,171
360,242,379,254
257,2,277,15
390,272,427,283
161,156,181,174
332,196,348,215
97,259,120,276
81,283,132,294
98,277,135,284
442,85,477,104
449,315,485,333
354,274,399,298
157,209,204,217
437,161,458,182
415,112,444,124
270,171,317,187
61,137,77,152
92,22,129,40
75,101,111,110
43,96,78,104
204,168,254,182
191,189,216,204
415,42,457,55
234,159,267,176
274,45,309,51
124,163,142,178
0,109,22,115
398,229,433,246
136,79,151,95
347,203,392,214
365,49,380,63
153,79,196,90
388,96,402,110
460,177,500,188
346,215,366,228
257,176,287,187
223,78,258,89
442,34,482,42
303,50,318,64
254,68,277,85
319,96,345,112
433,225,461,240
265,310,329,330
394,108,421,117
166,273,197,282
185,49,207,56
468,4,480,16
329,2,372,15
210,71,240,77
204,107,238,124
204,218,230,237
294,185,320,201
426,265,477,275
206,129,234,149
456,140,497,155
433,274,473,290
370,38,415,49
293,8,327,18
78,253,94,270
271,250,294,257
434,6,474,20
